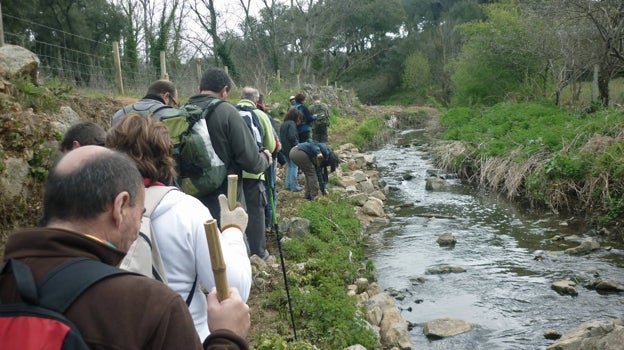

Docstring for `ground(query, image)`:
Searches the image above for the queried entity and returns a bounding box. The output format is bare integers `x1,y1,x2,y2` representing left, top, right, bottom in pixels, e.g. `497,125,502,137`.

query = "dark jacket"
186,94,269,219
294,102,315,135
279,119,299,159
295,139,331,160
0,228,248,350
187,94,268,179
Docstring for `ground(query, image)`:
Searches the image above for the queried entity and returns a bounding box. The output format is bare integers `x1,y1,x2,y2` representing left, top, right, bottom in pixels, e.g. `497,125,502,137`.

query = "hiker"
111,79,179,126
280,107,302,191
309,94,330,143
292,93,315,142
256,93,284,232
59,121,106,153
186,68,272,225
236,87,277,259
289,139,335,200
106,114,252,340
289,95,296,106
0,145,250,349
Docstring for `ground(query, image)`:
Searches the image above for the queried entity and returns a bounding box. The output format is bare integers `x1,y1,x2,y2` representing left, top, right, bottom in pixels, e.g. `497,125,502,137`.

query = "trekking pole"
204,219,229,301
267,178,298,340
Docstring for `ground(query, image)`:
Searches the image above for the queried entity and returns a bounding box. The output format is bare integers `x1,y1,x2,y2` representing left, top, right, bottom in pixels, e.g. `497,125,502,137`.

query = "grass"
434,99,624,227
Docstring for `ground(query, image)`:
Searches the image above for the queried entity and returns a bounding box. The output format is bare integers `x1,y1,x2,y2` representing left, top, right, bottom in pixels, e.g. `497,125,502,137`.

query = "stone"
0,157,30,198
425,177,450,191
551,280,578,296
436,232,457,246
0,44,40,84
546,319,624,350
355,277,369,294
423,318,472,339
425,264,466,274
565,238,601,255
362,198,385,217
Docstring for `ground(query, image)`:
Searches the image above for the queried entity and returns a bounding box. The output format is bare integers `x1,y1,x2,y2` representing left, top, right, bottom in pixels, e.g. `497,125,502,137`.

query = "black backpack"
0,257,135,349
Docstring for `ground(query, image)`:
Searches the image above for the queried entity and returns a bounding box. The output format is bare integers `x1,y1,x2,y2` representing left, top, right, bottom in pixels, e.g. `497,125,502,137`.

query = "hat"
289,95,295,101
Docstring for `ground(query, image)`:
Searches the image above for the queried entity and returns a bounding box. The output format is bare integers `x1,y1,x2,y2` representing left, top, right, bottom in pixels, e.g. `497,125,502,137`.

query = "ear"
71,140,81,150
111,191,131,228
219,85,229,98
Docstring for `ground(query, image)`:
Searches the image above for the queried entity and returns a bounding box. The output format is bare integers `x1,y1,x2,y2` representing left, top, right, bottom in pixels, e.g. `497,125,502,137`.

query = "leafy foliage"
260,193,377,349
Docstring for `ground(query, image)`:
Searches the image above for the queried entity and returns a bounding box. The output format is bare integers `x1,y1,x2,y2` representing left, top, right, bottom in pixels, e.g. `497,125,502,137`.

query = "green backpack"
160,99,226,196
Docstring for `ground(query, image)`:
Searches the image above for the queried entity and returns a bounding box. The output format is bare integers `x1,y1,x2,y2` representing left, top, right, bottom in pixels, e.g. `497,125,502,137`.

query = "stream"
366,130,624,349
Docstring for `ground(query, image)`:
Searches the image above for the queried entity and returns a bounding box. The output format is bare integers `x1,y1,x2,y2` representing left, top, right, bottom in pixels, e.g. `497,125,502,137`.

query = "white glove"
218,194,248,233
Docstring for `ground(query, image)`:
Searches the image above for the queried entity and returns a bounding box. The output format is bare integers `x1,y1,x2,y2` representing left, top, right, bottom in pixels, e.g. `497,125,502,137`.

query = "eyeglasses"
168,94,178,107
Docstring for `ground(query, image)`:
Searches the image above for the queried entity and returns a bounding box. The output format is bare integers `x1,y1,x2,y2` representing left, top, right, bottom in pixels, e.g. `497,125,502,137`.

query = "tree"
402,52,432,98
189,0,238,80
562,0,624,107
450,2,544,106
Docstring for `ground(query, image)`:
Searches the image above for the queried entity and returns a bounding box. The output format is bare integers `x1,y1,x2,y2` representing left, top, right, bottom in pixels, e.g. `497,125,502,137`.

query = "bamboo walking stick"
204,219,228,301
204,174,238,301
227,174,238,210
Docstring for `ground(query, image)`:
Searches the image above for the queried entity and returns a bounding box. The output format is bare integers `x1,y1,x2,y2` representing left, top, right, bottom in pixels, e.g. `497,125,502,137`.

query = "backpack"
160,99,227,196
119,186,199,306
0,257,135,350
119,186,175,283
310,103,330,127
235,105,264,150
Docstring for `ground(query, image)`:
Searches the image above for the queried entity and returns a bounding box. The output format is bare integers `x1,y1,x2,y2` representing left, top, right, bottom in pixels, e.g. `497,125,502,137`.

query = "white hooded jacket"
150,189,251,341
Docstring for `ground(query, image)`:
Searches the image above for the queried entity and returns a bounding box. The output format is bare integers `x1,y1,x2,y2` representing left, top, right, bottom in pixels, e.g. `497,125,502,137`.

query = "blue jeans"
285,157,299,190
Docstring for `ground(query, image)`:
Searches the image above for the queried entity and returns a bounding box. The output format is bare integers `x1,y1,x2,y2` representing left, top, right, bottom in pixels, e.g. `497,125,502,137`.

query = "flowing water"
367,130,624,349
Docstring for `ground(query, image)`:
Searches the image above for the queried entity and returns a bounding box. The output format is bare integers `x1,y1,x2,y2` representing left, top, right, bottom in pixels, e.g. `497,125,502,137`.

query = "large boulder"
0,44,39,84
424,318,472,339
547,319,624,350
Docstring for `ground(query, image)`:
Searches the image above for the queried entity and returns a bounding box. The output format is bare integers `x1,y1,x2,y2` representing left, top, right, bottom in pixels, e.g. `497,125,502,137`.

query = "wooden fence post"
0,2,5,46
112,41,124,95
160,51,168,80
196,58,202,85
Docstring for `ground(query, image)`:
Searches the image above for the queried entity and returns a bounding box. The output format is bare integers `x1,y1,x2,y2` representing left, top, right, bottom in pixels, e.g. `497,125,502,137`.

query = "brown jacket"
0,228,247,350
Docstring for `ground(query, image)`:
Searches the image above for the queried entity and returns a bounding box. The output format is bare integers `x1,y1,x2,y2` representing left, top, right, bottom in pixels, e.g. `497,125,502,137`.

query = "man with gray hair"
236,87,278,259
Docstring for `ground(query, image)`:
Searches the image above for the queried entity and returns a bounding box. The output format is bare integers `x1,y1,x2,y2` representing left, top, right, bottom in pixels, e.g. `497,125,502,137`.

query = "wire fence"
2,13,211,98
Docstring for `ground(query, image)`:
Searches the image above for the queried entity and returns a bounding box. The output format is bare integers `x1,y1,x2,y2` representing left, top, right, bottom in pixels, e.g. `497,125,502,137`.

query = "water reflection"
368,134,624,349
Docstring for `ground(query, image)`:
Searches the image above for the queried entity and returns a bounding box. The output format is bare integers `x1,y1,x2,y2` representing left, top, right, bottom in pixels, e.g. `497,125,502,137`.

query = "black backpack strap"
185,274,198,306
202,99,225,122
36,258,136,313
0,259,39,305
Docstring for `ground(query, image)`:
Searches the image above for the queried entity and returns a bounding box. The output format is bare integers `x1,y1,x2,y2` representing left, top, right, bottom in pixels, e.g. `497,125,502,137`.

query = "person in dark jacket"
279,108,302,191
186,68,272,225
0,145,250,350
111,79,179,126
289,139,334,200
292,93,315,142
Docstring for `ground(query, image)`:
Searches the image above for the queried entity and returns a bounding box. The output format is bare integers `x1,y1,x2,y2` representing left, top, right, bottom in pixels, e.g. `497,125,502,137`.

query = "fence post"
0,2,4,46
160,51,168,80
592,64,599,103
277,69,281,87
195,58,202,85
112,41,124,95
297,74,300,90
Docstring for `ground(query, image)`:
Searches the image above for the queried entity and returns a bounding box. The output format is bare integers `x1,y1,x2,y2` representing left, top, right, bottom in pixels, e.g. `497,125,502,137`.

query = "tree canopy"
3,0,623,106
